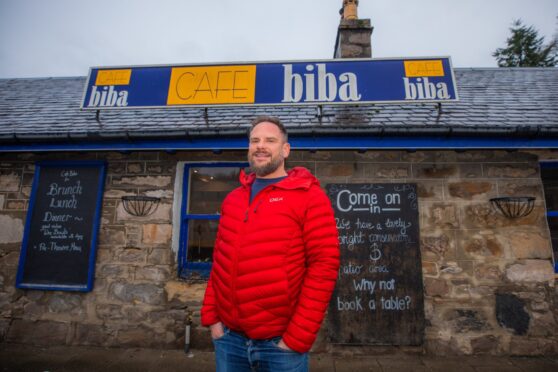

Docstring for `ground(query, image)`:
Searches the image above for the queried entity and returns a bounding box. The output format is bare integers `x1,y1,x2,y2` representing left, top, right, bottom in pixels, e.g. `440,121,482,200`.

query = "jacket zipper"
234,185,279,329
243,186,274,222
253,200,263,214
231,191,250,329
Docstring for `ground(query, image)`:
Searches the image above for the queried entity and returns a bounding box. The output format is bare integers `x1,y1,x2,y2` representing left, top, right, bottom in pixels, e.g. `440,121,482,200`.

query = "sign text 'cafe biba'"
82,58,456,109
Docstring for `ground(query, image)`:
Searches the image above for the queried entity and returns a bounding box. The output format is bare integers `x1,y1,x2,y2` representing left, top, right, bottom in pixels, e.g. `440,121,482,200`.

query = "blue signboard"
81,57,458,109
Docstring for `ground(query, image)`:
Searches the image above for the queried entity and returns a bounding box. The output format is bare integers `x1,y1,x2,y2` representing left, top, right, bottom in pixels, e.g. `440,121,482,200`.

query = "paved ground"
1,344,557,371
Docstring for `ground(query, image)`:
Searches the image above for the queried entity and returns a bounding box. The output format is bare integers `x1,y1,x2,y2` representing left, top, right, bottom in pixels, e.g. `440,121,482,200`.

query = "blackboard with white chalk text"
16,161,106,291
326,183,425,345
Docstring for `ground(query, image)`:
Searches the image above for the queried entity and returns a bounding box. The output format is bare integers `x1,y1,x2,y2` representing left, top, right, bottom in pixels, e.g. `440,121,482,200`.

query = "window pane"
548,216,558,230
541,168,558,211
541,166,558,272
188,167,243,214
543,181,558,211
547,217,558,273
187,219,219,263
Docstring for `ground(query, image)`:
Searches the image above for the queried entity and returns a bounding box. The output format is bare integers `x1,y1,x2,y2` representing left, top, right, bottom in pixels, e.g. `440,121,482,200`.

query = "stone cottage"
0,10,557,356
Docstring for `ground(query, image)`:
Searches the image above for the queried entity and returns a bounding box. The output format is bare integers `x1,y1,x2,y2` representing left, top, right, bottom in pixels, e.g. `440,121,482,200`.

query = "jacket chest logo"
269,197,284,203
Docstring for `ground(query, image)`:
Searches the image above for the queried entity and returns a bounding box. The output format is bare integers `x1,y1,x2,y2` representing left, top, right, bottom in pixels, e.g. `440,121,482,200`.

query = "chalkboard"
326,184,425,345
16,161,106,292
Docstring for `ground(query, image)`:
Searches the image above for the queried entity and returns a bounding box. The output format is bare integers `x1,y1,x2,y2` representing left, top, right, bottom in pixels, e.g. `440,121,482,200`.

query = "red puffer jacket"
201,167,340,353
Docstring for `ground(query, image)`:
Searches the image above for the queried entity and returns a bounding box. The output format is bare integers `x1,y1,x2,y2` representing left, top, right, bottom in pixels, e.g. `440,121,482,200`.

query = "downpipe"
184,320,191,354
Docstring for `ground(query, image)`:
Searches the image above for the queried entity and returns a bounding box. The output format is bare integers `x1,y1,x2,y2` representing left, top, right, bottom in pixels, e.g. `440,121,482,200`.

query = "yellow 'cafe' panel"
95,69,132,86
404,60,445,77
167,65,257,105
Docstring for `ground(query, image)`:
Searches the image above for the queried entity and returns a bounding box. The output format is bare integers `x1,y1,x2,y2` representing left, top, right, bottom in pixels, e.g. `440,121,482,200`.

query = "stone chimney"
334,0,373,58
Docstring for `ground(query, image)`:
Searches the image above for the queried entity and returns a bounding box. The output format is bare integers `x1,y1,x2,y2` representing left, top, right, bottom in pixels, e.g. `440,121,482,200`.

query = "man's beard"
248,151,284,177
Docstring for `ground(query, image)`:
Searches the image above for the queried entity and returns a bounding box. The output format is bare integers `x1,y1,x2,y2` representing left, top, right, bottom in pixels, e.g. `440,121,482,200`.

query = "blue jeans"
212,327,308,372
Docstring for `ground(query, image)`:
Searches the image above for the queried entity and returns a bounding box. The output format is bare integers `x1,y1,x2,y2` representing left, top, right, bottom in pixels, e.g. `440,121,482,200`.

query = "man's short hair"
249,116,288,142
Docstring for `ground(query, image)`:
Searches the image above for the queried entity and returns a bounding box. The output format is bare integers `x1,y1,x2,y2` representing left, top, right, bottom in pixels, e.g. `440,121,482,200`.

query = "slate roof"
0,68,557,144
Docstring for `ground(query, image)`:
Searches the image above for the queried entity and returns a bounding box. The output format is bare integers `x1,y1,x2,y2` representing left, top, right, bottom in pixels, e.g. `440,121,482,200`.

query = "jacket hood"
239,166,319,190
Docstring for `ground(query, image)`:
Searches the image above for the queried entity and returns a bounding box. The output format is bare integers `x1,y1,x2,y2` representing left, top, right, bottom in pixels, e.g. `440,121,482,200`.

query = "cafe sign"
81,57,458,109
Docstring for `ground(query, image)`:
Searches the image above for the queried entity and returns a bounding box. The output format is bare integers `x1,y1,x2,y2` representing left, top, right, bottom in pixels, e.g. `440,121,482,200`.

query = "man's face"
248,122,290,178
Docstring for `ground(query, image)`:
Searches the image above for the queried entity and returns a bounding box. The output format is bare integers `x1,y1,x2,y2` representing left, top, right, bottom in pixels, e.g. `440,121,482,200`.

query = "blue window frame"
540,162,558,273
178,162,248,279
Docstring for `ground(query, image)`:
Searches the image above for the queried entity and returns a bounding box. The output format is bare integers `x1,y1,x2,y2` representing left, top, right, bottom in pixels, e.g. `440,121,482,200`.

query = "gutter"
4,133,558,153
2,125,558,144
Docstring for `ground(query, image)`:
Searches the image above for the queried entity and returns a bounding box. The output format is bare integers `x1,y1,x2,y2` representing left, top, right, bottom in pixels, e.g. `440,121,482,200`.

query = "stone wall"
0,151,182,348
0,149,556,355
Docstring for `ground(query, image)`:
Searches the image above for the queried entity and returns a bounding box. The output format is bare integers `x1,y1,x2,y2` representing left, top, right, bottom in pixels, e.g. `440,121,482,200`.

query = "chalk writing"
353,278,377,294
369,243,382,261
35,242,83,253
335,218,352,230
326,183,425,345
38,178,83,247
338,230,365,250
368,265,389,273
16,162,106,291
337,296,363,311
381,296,412,310
339,262,363,277
46,181,83,196
385,217,412,235
368,233,411,243
60,169,78,181
43,212,73,222
355,218,382,230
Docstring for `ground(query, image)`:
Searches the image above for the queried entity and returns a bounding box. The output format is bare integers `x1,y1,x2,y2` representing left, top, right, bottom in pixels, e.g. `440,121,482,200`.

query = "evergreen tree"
493,20,557,67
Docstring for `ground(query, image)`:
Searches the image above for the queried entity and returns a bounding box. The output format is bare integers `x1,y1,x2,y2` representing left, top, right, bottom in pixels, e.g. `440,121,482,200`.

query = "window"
178,163,247,279
540,162,558,273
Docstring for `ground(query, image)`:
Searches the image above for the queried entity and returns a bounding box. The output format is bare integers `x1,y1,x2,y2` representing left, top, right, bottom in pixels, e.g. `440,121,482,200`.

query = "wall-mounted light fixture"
121,196,160,217
489,196,535,219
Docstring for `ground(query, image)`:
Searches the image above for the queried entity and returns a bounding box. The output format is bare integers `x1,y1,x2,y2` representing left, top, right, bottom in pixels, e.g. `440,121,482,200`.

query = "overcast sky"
0,0,556,78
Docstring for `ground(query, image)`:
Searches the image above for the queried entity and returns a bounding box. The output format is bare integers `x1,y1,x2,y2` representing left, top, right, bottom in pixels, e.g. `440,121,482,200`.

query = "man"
201,116,340,372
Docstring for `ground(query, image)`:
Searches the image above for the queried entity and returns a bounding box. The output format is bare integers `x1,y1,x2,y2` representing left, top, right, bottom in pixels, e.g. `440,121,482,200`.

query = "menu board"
326,183,425,345
16,161,106,291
